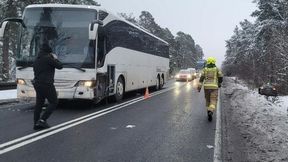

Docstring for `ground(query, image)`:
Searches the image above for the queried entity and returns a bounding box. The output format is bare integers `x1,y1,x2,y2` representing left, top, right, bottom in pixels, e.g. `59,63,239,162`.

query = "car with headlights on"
187,68,197,79
258,83,278,96
175,70,193,81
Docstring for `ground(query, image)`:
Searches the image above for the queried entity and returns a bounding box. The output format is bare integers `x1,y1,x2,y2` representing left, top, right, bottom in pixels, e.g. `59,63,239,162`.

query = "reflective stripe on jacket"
201,67,222,89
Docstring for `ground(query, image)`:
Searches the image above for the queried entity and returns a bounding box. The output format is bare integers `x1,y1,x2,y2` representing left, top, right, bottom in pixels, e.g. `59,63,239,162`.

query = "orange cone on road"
144,87,150,99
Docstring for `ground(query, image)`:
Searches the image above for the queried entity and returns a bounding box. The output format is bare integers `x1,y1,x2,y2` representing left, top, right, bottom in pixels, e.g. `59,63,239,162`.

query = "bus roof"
26,4,104,11
114,16,169,45
125,23,168,45
25,4,169,46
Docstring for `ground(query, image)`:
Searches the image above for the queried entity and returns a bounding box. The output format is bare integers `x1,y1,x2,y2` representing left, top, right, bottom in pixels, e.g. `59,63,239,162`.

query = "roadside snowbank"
222,77,288,161
0,89,17,100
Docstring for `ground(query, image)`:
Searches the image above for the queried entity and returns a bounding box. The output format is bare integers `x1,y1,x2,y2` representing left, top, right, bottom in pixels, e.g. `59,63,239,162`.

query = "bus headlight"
175,74,180,78
187,74,192,79
78,80,95,87
17,79,26,85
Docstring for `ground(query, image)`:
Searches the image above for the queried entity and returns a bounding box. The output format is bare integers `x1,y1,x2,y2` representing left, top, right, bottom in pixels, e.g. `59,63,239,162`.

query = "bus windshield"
17,7,97,68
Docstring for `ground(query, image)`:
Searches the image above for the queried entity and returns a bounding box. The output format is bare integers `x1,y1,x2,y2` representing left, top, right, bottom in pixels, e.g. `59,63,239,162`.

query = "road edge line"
0,98,143,155
0,83,183,154
213,90,222,162
0,95,145,149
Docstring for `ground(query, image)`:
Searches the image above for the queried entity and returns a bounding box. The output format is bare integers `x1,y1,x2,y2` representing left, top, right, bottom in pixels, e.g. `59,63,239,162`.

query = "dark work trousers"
33,83,58,124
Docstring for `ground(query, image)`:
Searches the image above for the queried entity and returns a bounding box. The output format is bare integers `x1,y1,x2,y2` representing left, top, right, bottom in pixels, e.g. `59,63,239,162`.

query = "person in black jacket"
33,44,63,130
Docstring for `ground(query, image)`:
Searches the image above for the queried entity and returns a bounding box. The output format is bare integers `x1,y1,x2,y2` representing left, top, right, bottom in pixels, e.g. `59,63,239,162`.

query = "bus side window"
99,10,108,21
97,35,106,67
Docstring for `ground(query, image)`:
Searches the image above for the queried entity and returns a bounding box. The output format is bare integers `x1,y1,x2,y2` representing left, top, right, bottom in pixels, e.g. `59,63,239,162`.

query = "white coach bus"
0,4,169,103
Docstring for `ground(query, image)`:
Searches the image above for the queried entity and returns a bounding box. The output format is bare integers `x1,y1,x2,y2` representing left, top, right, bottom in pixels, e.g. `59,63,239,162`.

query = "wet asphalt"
0,80,216,162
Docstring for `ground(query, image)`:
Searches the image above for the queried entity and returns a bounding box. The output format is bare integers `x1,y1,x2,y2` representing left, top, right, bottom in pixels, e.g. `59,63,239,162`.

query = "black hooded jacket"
33,51,63,84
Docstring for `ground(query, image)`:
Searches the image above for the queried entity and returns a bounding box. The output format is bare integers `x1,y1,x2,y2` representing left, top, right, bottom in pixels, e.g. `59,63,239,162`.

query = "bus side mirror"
0,18,25,40
89,20,103,40
89,23,99,40
0,21,8,40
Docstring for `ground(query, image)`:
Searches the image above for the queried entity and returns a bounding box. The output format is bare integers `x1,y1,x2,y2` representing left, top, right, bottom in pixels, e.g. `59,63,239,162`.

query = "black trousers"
33,83,58,124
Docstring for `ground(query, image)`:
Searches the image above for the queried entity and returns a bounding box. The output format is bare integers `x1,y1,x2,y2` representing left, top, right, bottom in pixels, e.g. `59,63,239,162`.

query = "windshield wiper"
69,66,86,72
18,64,86,72
62,64,86,72
17,66,30,70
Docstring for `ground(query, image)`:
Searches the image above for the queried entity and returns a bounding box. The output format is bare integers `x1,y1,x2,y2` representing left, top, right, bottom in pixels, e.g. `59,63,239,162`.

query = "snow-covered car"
175,69,193,81
258,83,278,96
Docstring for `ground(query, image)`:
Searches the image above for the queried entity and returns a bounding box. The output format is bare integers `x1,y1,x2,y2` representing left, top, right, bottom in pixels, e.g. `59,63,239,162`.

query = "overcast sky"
98,0,257,66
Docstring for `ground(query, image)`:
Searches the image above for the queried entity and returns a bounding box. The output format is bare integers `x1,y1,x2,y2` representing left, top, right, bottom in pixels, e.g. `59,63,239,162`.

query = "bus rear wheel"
159,76,164,89
155,76,160,90
114,77,125,102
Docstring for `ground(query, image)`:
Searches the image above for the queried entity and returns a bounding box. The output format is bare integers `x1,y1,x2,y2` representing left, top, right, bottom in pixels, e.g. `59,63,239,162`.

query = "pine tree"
223,0,288,94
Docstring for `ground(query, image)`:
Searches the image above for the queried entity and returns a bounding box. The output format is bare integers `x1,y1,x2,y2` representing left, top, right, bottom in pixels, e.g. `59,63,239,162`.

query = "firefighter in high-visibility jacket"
198,57,223,121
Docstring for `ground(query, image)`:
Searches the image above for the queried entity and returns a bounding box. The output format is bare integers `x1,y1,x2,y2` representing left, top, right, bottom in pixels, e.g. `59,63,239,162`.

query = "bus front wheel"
114,77,125,102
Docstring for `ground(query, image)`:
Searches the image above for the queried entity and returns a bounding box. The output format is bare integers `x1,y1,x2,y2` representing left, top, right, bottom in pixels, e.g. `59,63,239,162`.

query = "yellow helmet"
206,57,216,65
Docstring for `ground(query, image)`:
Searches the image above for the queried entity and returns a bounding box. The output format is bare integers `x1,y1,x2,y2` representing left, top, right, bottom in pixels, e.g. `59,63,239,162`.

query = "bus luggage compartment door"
108,65,115,95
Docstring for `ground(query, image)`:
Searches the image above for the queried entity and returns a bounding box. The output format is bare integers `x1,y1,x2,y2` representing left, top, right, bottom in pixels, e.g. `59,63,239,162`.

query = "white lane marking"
0,85,177,150
125,125,136,128
0,98,142,154
213,91,222,162
110,127,117,130
0,94,145,149
207,145,214,149
0,83,184,155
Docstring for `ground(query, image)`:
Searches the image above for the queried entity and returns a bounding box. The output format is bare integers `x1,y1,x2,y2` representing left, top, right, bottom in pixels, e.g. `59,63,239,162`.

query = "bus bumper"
17,85,95,100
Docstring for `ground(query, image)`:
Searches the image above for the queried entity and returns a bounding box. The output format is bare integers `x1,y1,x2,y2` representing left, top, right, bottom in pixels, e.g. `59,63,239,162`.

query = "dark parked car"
258,83,278,96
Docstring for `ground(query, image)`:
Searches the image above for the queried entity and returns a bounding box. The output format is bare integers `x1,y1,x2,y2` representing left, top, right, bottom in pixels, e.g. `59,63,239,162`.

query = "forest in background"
223,0,288,94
